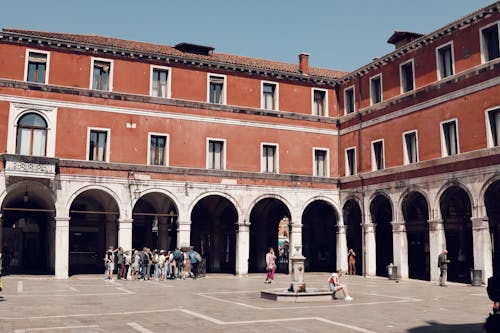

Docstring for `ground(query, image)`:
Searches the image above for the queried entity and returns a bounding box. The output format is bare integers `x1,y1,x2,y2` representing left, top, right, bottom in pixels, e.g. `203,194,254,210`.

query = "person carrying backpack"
189,248,201,279
173,248,184,279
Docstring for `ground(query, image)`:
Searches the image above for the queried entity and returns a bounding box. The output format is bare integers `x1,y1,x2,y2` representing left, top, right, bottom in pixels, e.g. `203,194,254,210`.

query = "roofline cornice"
337,1,500,84
0,31,339,87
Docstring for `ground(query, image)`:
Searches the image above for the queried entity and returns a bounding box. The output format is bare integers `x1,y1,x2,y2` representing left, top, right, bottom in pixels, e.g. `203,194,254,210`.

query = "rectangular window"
314,149,328,177
437,43,454,79
345,147,356,176
372,140,384,171
344,86,355,114
488,108,500,147
313,89,327,116
92,60,111,91
262,144,277,173
208,140,225,170
26,52,48,84
208,75,226,104
441,120,459,156
262,82,277,110
150,135,167,165
481,23,500,62
151,68,169,98
370,75,382,105
400,60,414,93
403,131,418,164
88,130,108,162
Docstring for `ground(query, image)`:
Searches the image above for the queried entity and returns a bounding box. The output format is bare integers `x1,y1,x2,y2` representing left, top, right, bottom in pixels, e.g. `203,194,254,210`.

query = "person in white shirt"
328,270,353,301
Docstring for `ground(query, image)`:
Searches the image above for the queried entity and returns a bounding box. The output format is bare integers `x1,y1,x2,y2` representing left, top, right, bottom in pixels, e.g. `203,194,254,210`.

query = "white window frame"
345,146,356,176
150,65,171,98
403,130,419,165
344,85,356,115
260,142,279,173
207,73,227,105
89,57,114,91
86,127,110,162
261,81,279,111
7,103,57,157
480,20,500,63
369,74,383,105
311,88,328,116
147,132,169,166
440,119,460,157
371,139,385,171
485,106,500,148
399,58,415,94
24,49,50,84
435,41,455,80
206,138,227,170
313,147,329,177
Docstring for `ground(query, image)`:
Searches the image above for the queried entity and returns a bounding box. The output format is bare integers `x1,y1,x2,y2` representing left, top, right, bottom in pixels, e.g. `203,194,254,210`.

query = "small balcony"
2,154,58,184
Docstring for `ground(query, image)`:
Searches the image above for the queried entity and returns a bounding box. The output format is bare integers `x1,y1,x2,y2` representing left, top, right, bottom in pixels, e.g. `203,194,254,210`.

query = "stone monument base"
260,288,332,302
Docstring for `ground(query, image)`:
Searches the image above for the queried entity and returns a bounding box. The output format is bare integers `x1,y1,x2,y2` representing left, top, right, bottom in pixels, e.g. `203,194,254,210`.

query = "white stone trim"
345,146,356,176
89,57,114,91
260,142,279,174
147,132,170,166
261,80,279,111
399,58,415,94
371,138,385,171
24,48,50,84
311,87,328,117
440,118,460,157
149,65,171,98
207,73,227,105
343,85,356,115
402,129,419,165
485,105,500,148
435,41,455,80
479,20,500,64
86,127,111,162
369,73,383,105
312,147,330,177
206,137,227,170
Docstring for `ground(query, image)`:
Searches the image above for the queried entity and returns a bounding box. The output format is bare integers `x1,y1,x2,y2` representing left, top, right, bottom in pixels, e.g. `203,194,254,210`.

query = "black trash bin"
471,269,482,286
387,264,398,280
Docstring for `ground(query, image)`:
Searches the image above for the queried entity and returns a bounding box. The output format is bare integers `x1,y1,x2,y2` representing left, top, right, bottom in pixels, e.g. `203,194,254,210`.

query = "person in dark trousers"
438,249,450,286
116,247,124,279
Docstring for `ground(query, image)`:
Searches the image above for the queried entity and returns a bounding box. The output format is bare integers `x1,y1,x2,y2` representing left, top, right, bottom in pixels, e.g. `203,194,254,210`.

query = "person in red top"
328,270,353,301
265,247,276,284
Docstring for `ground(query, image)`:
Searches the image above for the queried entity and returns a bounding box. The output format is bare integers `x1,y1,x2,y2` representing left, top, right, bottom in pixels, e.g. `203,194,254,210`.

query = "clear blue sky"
1,0,495,72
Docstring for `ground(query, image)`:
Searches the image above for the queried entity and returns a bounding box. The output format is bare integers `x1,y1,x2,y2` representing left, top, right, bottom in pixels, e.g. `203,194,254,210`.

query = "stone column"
472,217,493,283
235,223,250,276
363,223,376,276
177,220,191,248
118,219,133,251
54,216,70,279
289,222,303,273
336,224,348,273
392,221,408,279
428,220,446,282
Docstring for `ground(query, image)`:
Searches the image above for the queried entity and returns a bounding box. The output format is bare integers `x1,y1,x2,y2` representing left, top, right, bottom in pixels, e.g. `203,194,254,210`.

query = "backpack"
194,251,202,263
174,250,183,261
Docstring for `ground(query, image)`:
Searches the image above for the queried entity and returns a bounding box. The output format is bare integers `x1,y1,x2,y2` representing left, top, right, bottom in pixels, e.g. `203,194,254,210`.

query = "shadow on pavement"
407,320,484,333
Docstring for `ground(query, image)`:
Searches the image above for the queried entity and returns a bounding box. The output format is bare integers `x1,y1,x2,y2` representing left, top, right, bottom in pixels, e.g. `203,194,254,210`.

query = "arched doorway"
486,180,500,275
440,186,473,283
249,198,291,273
402,191,430,280
190,195,237,273
302,200,337,272
371,194,393,277
132,193,177,252
69,189,119,275
1,181,55,275
343,199,363,275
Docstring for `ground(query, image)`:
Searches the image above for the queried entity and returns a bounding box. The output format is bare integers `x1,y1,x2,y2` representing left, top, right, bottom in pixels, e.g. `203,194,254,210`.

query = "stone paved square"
0,273,491,333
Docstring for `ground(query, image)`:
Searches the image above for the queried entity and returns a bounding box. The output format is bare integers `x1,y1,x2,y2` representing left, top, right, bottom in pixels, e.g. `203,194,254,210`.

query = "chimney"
299,53,310,75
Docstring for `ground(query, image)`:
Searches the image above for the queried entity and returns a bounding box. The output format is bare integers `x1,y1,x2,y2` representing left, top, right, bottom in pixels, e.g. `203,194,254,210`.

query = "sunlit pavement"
0,273,491,333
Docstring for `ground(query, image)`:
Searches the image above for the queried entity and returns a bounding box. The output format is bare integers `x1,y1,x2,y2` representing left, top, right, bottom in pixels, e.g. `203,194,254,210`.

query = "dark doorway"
249,198,291,273
69,190,119,275
440,186,473,283
402,191,430,280
343,199,363,276
486,180,500,276
190,195,237,273
371,194,393,277
302,200,337,272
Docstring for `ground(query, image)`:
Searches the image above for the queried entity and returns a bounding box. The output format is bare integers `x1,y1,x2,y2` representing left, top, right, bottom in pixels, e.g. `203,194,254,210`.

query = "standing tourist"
438,249,450,286
104,246,115,280
265,247,277,284
348,249,356,275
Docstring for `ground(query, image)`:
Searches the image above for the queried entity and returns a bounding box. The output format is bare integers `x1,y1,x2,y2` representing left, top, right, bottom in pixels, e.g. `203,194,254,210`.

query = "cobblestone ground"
0,273,491,333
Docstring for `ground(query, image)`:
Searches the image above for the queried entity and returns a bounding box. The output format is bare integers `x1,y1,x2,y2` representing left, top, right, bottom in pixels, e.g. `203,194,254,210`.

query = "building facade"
0,2,499,283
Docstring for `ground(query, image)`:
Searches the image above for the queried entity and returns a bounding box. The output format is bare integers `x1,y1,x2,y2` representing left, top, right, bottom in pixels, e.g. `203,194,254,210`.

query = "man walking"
438,249,450,286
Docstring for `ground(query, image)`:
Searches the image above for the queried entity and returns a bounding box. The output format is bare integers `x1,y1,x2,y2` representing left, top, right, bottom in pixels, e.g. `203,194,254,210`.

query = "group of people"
104,246,203,281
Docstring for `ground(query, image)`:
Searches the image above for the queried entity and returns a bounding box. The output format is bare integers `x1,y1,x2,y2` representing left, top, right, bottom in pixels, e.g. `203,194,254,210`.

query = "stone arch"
301,196,340,222
188,191,243,225
397,187,431,222
370,192,394,277
342,197,363,276
433,180,474,221
246,193,294,225
65,184,124,218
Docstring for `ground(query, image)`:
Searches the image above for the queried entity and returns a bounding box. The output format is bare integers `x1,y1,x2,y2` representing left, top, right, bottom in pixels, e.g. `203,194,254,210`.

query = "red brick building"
0,2,499,283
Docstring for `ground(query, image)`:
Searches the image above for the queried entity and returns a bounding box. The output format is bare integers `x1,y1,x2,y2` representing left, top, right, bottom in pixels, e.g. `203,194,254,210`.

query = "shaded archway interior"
440,186,473,283
402,191,430,280
1,181,55,275
302,200,337,272
371,195,393,277
69,189,119,275
249,198,291,273
190,195,237,273
485,180,500,276
343,199,363,275
132,192,178,252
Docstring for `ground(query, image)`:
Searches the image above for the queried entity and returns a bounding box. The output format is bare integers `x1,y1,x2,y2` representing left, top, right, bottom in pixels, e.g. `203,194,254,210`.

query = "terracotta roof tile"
3,28,347,79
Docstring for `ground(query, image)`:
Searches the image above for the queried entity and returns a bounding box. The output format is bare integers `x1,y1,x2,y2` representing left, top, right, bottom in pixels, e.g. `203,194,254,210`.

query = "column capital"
428,219,444,231
236,224,250,232
363,223,376,233
54,216,70,227
118,218,133,223
391,221,406,233
336,224,346,234
471,217,489,230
